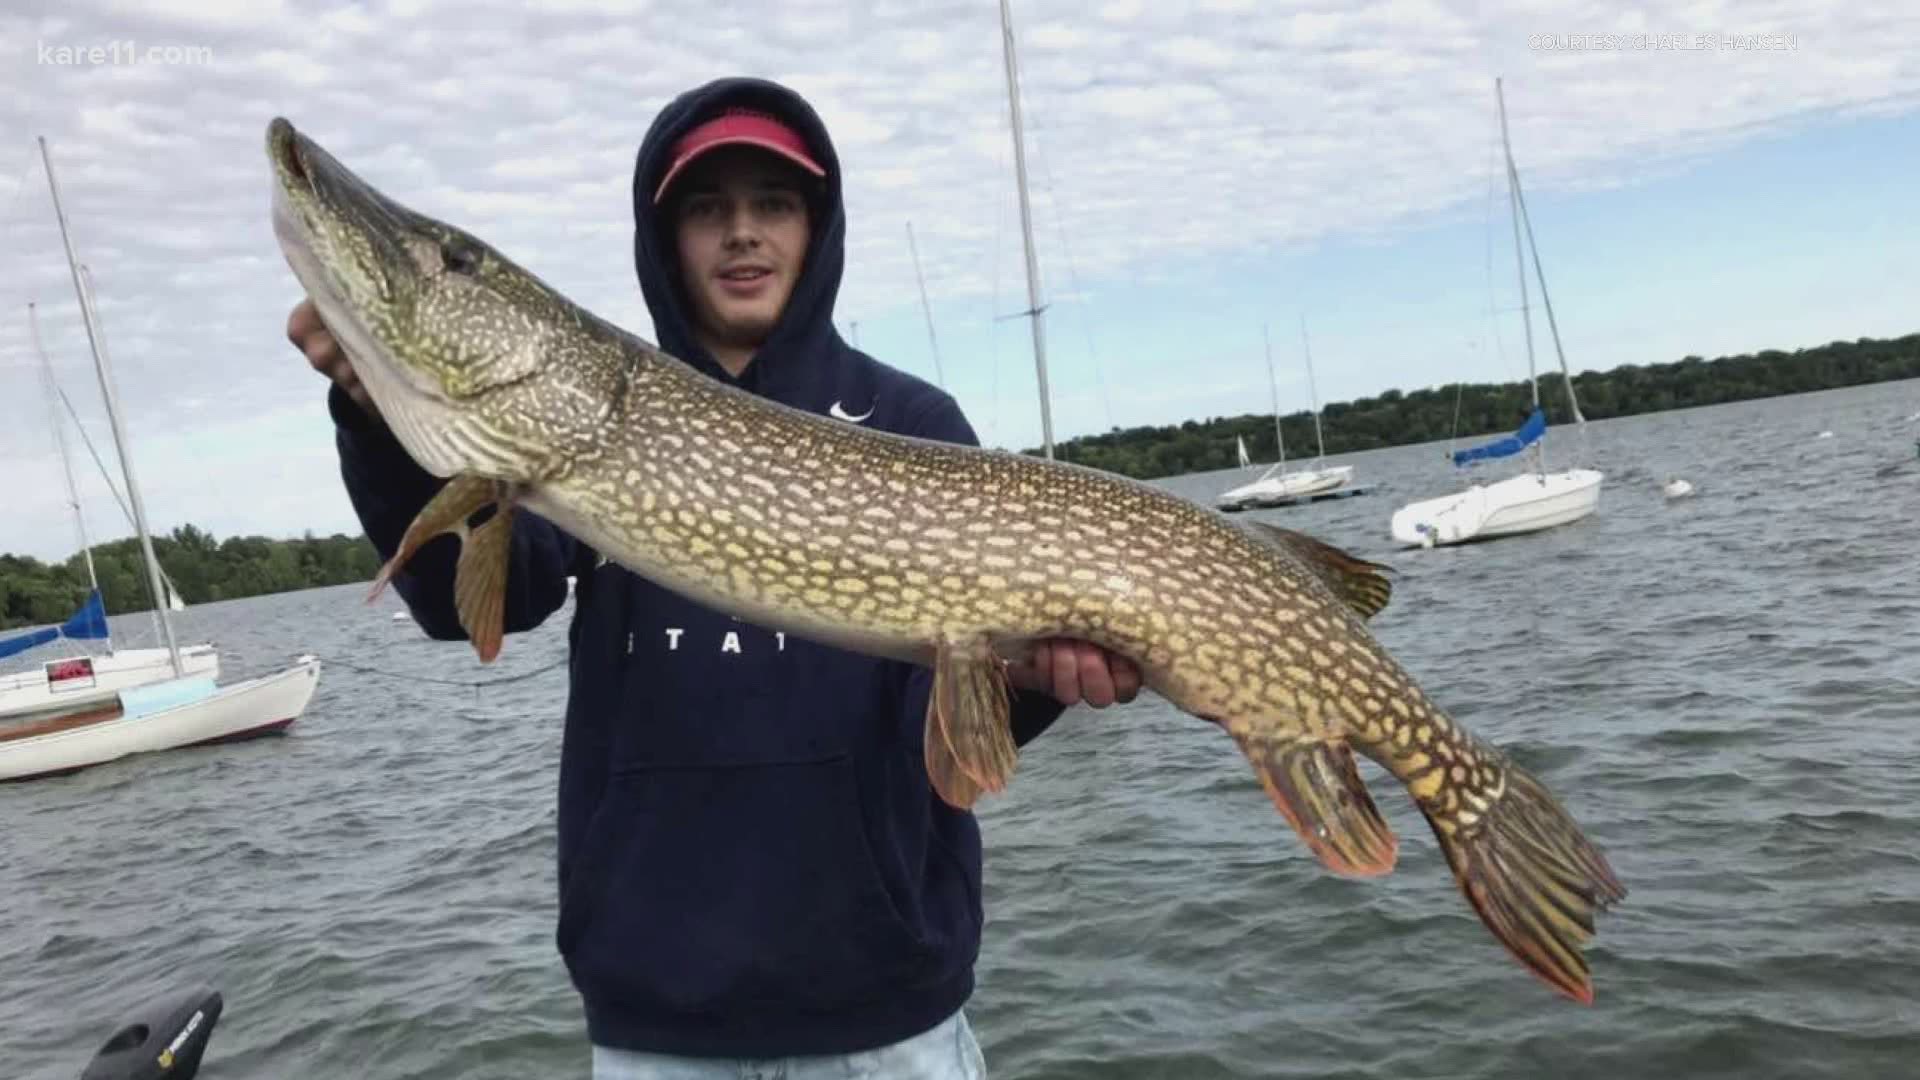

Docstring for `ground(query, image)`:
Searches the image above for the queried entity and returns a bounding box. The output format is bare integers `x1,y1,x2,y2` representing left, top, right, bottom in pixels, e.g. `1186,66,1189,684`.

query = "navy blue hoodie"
326,76,1067,1057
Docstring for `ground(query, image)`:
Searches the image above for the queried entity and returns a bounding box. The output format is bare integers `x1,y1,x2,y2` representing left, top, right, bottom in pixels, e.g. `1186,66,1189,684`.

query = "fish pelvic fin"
924,640,1018,810
1233,731,1398,877
367,474,501,602
454,505,515,664
1247,524,1394,620
1423,759,1627,1005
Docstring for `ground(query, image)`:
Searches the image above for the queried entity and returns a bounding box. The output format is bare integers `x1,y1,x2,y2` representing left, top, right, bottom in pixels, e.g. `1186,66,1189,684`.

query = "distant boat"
1216,321,1354,511
1,136,319,783
1389,78,1602,548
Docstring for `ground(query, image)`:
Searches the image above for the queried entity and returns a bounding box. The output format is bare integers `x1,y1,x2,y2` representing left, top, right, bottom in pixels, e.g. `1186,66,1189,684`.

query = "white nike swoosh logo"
828,400,874,423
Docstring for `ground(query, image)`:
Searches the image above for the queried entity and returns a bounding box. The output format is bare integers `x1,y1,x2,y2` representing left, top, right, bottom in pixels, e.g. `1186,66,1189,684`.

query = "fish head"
268,117,617,482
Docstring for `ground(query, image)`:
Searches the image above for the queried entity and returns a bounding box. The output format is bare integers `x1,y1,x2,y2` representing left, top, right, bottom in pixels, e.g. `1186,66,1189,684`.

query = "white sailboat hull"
1217,464,1354,509
19,136,325,784
0,658,319,782
1390,468,1603,547
0,644,220,722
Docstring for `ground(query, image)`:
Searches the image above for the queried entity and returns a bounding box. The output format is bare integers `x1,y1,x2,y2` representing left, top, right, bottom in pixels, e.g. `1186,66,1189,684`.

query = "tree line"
1044,332,1920,478
2,524,381,631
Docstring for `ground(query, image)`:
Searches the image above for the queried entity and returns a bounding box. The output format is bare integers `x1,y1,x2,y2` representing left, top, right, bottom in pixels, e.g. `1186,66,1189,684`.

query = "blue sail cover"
0,589,108,660
1452,408,1547,468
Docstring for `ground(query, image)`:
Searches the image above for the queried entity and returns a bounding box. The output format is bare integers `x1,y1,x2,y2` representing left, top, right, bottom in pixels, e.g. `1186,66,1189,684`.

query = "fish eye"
441,237,483,275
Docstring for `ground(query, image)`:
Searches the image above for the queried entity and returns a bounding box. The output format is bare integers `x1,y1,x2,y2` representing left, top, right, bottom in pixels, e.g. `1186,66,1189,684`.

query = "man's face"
671,145,813,356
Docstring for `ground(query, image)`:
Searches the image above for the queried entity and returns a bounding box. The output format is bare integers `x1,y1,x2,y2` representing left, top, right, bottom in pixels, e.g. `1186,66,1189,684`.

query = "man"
288,77,1140,1077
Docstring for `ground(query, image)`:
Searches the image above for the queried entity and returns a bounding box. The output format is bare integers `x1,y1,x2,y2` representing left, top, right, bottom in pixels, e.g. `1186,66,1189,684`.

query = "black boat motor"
79,986,222,1080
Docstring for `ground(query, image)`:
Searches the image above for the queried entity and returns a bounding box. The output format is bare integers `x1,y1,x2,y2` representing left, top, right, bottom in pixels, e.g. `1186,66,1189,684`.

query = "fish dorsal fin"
1247,524,1394,620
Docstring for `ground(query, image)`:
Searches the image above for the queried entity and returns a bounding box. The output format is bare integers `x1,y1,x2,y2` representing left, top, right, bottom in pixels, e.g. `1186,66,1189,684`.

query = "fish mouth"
266,117,306,190
267,117,394,319
267,117,472,478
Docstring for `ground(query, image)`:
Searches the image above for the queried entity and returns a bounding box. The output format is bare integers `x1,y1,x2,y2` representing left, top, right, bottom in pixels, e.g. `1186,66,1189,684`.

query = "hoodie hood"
631,77,847,399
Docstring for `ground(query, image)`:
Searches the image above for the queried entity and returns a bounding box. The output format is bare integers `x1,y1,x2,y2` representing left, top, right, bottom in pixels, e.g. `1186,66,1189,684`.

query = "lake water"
4,380,1918,1078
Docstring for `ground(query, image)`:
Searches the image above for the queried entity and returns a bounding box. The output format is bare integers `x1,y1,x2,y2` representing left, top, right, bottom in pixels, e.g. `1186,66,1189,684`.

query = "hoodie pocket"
556,753,940,1014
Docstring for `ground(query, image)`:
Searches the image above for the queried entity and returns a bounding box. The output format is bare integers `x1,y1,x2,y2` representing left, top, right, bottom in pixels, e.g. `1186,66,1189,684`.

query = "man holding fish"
287,76,1142,1078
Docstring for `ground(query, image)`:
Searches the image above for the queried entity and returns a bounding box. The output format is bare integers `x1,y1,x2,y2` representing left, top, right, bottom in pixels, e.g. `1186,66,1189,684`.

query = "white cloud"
251,48,332,88
0,0,1913,560
488,155,587,181
1025,23,1089,50
1151,36,1240,70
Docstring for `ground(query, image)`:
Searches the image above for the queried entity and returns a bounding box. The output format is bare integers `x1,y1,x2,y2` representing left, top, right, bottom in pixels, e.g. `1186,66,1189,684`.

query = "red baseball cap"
652,106,827,205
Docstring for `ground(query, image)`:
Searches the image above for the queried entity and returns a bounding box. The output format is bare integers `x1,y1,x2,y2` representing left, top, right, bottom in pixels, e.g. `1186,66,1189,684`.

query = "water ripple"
5,382,1919,1077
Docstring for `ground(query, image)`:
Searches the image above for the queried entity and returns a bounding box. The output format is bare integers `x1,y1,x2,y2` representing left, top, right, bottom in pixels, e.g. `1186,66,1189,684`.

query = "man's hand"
1007,639,1142,708
288,297,379,420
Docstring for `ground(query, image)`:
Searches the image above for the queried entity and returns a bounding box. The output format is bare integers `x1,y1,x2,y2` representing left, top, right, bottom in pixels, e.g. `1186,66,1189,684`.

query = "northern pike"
267,117,1625,1002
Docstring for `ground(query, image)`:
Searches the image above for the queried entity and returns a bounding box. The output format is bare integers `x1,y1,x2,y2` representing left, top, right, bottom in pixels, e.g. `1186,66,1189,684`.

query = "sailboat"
0,302,220,723
1,135,320,782
1388,79,1602,548
1217,321,1355,511
997,0,1058,460
904,221,947,389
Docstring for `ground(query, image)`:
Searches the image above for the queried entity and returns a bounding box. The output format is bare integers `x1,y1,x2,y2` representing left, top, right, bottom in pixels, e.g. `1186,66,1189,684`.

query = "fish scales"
266,117,1625,1007
580,371,1335,704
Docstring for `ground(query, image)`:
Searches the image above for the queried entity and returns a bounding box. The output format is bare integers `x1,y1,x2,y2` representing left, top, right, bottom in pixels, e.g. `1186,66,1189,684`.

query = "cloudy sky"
1,0,1915,561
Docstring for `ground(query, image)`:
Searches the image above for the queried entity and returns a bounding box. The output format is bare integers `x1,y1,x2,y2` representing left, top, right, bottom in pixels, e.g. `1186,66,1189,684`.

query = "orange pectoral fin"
368,474,501,602
454,505,515,663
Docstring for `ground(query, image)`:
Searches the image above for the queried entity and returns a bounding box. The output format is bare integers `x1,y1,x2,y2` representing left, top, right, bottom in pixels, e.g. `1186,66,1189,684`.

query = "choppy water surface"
4,381,1918,1078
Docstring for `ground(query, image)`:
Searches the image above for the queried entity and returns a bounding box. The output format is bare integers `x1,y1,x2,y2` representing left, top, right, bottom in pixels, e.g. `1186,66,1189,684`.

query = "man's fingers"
1049,639,1082,706
291,299,345,373
301,322,340,366
289,296,381,421
1006,639,1141,709
1075,642,1116,707
342,371,379,416
1112,656,1143,703
286,298,320,345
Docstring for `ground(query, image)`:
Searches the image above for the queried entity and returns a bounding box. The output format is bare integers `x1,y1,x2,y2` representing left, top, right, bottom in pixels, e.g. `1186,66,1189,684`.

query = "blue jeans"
590,1010,985,1079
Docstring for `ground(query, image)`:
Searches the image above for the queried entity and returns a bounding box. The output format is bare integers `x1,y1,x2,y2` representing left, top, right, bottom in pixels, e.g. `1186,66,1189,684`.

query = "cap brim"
653,137,827,205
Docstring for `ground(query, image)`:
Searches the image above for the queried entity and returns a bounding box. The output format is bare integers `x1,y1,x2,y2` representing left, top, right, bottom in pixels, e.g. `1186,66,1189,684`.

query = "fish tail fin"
1232,731,1398,876
1422,760,1627,1004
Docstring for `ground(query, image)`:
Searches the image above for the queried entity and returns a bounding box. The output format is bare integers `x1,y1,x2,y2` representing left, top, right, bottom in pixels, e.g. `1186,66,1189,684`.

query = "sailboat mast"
905,221,947,388
1299,316,1327,464
1263,323,1286,472
1508,157,1586,428
29,302,105,638
1495,78,1545,474
38,136,182,676
80,263,178,635
998,0,1055,460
